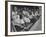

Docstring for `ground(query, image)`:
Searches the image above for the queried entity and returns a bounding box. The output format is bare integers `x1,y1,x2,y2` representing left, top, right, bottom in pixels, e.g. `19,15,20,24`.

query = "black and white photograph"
5,1,45,36
11,5,42,32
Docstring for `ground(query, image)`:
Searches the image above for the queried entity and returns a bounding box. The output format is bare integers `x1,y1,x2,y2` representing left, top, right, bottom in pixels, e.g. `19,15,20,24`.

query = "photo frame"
5,1,45,36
